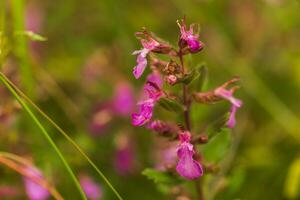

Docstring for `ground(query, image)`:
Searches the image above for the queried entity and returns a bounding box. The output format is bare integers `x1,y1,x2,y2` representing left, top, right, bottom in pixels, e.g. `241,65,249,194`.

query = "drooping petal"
176,144,203,179
132,100,154,126
133,52,148,79
80,176,103,200
23,167,50,200
227,104,238,128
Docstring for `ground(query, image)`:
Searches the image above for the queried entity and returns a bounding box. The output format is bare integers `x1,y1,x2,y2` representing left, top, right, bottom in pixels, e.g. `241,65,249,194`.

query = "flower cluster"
130,18,242,181
131,72,163,126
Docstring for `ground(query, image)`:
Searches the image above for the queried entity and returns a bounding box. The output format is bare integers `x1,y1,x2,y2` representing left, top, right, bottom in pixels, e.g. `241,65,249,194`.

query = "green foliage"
157,97,184,113
284,158,300,199
142,168,183,194
202,128,232,163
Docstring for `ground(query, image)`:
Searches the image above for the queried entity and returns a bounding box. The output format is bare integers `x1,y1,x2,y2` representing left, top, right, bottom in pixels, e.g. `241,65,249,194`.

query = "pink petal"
176,154,203,179
227,104,238,128
133,49,149,79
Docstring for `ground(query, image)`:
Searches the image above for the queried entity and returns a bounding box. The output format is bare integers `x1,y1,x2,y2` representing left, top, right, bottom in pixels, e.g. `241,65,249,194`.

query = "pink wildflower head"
112,82,134,116
132,72,163,126
176,131,203,179
132,99,154,126
80,175,103,200
132,33,159,79
177,19,204,53
23,167,50,200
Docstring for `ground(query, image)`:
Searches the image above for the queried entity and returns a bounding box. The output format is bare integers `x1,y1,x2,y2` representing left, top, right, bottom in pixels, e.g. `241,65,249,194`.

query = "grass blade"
0,72,124,200
0,73,87,200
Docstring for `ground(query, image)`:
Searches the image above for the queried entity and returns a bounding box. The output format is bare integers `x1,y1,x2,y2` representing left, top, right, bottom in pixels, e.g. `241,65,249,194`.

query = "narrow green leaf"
0,73,123,200
157,97,184,113
15,31,47,41
0,73,87,200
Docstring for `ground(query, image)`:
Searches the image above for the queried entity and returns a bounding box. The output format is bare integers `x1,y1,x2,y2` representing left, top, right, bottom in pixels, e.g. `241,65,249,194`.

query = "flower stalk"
131,18,242,199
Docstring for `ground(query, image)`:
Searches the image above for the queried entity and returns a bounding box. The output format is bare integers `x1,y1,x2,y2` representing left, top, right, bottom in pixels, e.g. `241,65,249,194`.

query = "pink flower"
214,86,243,128
132,73,163,126
23,167,50,200
80,176,102,200
112,82,134,116
176,132,203,179
177,20,203,53
132,38,159,79
132,99,154,126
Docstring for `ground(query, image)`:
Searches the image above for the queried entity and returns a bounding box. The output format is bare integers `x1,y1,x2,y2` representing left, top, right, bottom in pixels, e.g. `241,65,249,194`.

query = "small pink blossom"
132,38,159,79
176,131,203,179
23,167,50,200
132,99,154,126
214,86,242,128
178,20,203,53
132,73,163,126
80,176,102,200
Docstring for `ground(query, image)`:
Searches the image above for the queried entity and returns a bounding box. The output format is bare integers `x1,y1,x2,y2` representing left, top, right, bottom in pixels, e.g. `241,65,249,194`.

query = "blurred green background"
1,0,300,199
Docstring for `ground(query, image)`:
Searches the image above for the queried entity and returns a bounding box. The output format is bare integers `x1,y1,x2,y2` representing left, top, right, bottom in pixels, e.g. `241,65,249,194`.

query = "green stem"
11,0,35,96
0,72,124,200
0,74,87,200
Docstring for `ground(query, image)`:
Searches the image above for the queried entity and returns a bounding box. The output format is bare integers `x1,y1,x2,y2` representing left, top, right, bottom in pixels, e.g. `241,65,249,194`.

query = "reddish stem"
178,51,204,200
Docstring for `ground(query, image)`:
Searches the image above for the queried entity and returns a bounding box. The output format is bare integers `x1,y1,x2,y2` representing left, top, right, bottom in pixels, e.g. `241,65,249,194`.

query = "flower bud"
166,75,177,85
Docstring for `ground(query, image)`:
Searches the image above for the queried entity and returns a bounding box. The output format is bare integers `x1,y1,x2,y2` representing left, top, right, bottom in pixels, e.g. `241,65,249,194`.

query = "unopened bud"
166,75,177,85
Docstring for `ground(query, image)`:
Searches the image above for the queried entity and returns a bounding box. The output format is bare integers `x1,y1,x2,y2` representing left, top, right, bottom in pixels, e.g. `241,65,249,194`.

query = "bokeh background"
1,0,300,199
